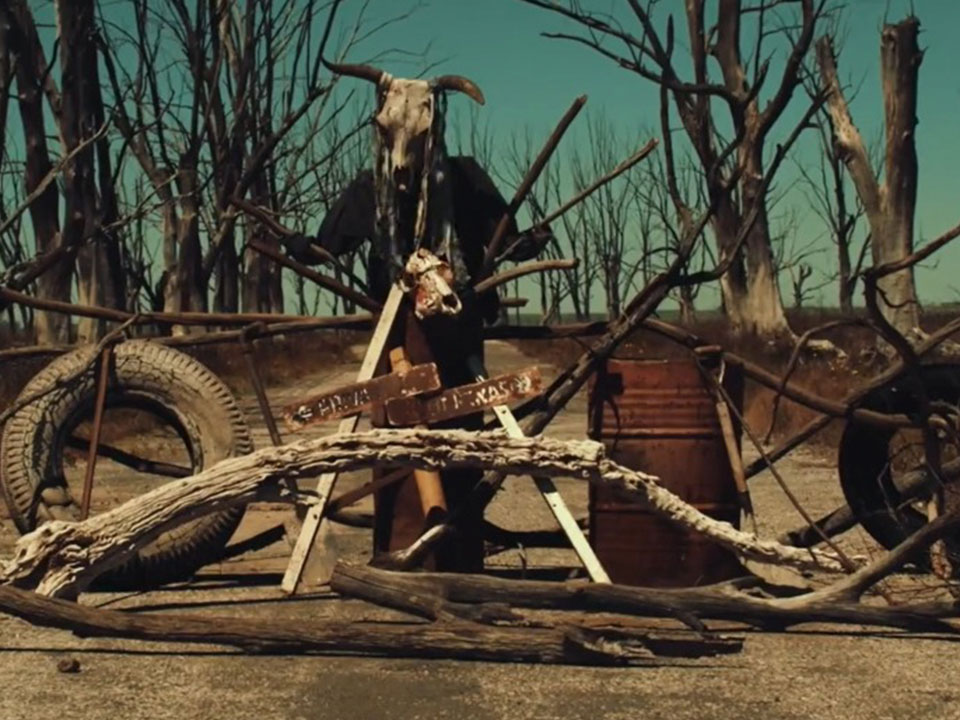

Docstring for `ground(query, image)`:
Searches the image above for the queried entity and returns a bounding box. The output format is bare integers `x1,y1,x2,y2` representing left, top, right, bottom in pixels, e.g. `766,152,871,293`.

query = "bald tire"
0,340,253,590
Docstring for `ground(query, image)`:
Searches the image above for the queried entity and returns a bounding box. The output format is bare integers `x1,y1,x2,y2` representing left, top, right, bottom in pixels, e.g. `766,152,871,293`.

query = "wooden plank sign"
283,362,441,431
385,366,542,426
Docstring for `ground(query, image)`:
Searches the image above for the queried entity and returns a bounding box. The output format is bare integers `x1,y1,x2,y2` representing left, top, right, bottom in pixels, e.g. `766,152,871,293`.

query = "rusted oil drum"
588,356,744,587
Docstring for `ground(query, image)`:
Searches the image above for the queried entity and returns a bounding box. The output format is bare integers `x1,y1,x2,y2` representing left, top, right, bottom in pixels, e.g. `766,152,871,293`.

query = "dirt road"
0,341,958,720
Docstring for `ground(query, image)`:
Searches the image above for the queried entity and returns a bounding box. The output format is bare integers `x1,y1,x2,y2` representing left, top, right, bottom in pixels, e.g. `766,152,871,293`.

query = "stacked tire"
0,340,253,589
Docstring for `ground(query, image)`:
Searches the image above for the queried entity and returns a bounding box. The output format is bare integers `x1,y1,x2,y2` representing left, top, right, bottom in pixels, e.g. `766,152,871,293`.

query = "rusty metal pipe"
240,325,282,447
80,346,113,520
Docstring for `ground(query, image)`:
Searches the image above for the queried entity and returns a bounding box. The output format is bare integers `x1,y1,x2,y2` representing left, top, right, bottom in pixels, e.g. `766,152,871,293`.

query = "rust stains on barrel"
588,357,744,587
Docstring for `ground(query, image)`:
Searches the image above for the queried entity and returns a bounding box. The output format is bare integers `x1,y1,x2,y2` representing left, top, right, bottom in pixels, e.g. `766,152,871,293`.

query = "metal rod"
240,325,283,447
80,346,112,520
65,436,192,478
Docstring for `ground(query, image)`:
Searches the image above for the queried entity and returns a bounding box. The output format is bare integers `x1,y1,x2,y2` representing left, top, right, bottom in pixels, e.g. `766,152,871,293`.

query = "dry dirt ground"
0,341,958,720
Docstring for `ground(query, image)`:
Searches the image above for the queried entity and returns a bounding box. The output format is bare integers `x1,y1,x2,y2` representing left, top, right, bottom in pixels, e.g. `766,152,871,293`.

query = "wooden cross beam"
282,362,441,431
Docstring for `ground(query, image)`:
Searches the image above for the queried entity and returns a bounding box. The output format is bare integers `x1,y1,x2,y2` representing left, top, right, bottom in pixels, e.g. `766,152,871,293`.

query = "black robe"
283,156,545,322
285,156,547,570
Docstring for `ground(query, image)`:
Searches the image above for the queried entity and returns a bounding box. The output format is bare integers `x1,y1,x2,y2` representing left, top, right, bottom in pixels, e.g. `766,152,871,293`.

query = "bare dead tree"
500,127,572,321
93,0,419,327
302,98,372,316
2,1,71,343
630,137,710,325
818,17,925,342
57,0,127,342
532,144,598,323
570,114,651,320
519,0,831,341
0,14,26,334
769,208,830,309
795,113,869,314
452,101,496,170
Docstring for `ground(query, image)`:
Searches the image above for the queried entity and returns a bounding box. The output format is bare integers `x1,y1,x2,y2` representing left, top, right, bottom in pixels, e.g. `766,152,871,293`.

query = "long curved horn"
432,75,485,105
323,59,384,85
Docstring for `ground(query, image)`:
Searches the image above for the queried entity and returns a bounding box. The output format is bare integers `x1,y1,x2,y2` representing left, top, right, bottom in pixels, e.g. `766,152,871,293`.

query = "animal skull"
322,54,486,304
321,56,484,197
375,78,434,194
399,248,462,319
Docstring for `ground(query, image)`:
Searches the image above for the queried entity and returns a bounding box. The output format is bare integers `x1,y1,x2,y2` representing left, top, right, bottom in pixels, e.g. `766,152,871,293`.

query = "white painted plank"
281,284,404,593
488,390,610,583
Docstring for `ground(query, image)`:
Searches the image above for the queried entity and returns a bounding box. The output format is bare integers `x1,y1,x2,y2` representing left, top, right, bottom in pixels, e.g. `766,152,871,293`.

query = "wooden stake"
715,399,758,535
388,347,448,526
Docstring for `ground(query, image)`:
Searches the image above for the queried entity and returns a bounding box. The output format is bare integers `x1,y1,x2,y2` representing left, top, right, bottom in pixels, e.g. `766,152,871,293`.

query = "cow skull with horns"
321,57,486,318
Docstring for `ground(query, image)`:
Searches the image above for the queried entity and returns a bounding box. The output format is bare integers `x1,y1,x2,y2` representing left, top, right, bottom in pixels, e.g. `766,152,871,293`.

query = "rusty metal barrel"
588,356,744,587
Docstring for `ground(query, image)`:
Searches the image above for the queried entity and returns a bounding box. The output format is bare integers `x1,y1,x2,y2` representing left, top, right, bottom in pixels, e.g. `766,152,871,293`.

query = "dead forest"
2,0,960,698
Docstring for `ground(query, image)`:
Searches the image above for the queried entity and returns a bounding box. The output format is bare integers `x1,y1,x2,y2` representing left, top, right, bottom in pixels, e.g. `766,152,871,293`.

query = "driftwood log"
0,429,846,598
0,583,719,665
330,563,960,635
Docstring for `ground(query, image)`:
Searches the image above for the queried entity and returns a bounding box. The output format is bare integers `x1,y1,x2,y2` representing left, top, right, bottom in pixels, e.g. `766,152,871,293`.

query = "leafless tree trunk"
3,1,71,343
57,0,126,342
795,113,868,314
818,18,924,340
521,0,828,341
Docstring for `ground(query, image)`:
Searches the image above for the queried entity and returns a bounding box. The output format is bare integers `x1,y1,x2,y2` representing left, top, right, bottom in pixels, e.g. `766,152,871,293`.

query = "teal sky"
341,0,960,307
4,0,959,313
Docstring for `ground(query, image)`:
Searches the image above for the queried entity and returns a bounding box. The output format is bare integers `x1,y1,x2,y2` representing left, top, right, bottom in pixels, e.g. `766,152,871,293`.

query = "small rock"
56,657,81,674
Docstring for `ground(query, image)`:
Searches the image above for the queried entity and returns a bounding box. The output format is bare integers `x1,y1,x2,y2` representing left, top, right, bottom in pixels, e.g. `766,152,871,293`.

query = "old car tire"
838,363,960,554
0,340,253,589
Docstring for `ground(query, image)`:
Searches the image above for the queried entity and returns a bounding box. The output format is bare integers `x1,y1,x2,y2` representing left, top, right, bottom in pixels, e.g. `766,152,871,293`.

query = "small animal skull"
400,248,462,319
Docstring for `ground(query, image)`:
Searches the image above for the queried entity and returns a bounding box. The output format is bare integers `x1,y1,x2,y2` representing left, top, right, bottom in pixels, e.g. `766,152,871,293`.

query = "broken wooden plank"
385,367,542,426
282,362,440,431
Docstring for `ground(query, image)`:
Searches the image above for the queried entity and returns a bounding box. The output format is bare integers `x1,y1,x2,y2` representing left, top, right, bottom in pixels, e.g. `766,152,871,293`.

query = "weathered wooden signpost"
279,0,609,588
